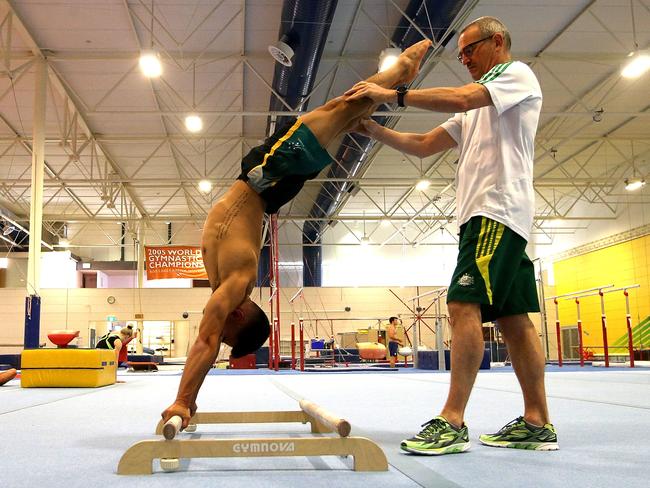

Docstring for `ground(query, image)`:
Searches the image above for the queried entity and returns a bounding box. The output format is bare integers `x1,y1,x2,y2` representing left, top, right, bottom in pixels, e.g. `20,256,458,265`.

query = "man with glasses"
345,16,557,456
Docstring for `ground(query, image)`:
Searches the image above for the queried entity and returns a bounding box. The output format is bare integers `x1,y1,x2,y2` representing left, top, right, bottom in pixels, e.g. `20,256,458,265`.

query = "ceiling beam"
0,0,148,219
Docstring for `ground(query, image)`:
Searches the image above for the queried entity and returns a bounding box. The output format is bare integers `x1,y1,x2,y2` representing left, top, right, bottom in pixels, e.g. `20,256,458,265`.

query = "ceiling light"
360,236,370,246
58,238,70,248
139,50,162,78
198,179,212,193
622,50,650,79
415,179,431,191
0,257,7,269
2,225,14,236
380,218,391,227
378,47,402,72
185,114,203,133
624,178,646,191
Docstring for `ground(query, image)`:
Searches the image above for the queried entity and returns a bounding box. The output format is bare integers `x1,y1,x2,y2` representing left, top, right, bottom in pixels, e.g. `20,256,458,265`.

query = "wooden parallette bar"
162,416,182,440
117,436,388,474
120,404,387,474
154,410,335,437
299,399,351,437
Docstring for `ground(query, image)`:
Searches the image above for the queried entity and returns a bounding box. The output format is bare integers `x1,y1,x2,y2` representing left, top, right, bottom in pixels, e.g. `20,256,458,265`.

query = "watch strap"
397,86,408,107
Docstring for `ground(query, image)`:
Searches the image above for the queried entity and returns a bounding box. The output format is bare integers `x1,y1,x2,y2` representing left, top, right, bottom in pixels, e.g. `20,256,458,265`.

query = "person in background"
95,325,134,366
117,327,138,367
387,316,403,368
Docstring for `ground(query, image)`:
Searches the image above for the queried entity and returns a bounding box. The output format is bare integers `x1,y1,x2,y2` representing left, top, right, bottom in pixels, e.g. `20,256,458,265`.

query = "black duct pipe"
256,0,338,286
302,0,466,286
268,0,338,129
257,244,271,287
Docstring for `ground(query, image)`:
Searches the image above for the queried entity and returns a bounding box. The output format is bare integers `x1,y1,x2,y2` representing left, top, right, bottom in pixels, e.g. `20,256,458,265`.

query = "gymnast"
161,39,433,429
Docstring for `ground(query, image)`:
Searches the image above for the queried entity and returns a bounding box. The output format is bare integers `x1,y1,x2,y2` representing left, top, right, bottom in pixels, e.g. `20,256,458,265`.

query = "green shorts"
238,117,333,214
447,216,540,323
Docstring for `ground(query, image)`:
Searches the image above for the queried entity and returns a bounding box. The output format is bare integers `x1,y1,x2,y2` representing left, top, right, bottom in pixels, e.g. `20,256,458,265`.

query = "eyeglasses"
456,35,493,63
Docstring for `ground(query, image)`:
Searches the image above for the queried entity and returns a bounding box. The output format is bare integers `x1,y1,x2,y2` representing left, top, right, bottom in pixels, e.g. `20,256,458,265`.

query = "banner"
145,246,208,280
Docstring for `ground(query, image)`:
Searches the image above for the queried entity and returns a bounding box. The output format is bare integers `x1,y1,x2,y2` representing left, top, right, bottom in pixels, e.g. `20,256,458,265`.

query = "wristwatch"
396,85,408,107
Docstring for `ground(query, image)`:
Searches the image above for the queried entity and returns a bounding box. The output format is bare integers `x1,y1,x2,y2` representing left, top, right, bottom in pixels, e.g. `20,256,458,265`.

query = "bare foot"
0,368,17,386
397,39,433,85
370,39,432,88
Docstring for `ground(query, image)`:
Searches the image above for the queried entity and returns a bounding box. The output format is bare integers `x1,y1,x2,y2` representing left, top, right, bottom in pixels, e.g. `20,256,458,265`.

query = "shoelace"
497,416,526,434
418,418,449,437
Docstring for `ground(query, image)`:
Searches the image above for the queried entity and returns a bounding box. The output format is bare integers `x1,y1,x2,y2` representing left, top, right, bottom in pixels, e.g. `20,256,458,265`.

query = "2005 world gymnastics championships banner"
145,246,208,280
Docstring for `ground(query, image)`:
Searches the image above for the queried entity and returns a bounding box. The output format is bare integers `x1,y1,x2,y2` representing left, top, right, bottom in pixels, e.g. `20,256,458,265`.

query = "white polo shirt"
441,61,542,241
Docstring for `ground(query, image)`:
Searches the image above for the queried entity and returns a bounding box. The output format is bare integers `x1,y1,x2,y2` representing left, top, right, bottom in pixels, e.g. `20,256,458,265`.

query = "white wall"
2,256,27,288
0,252,79,289
39,251,78,288
322,244,457,286
0,286,446,357
274,216,461,287
105,272,137,288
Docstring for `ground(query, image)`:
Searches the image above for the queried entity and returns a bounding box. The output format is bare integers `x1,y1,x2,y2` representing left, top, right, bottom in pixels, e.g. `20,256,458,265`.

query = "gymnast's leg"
301,39,431,148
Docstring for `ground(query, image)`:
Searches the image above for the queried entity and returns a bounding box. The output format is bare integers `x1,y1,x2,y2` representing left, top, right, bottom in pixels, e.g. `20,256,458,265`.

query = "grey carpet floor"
1,367,648,488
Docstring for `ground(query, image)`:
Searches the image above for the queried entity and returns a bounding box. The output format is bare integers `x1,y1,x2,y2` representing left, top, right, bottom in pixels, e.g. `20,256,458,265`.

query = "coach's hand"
345,81,394,103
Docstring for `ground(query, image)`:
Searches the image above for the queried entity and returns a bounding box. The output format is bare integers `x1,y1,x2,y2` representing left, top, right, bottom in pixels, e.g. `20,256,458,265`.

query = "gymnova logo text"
232,441,296,454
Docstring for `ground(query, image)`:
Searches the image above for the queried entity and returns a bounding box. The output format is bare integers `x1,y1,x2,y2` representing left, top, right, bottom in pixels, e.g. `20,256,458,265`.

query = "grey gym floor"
1,367,648,488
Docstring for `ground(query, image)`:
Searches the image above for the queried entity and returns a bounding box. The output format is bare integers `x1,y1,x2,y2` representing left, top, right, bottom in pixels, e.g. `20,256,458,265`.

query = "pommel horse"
117,391,387,474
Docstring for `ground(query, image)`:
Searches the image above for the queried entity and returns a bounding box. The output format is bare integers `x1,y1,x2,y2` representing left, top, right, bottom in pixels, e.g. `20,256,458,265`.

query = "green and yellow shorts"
447,216,540,323
238,117,333,214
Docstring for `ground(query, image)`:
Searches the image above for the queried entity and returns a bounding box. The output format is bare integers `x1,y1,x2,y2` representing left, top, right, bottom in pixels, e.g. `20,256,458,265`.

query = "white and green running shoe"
479,416,559,450
400,416,471,455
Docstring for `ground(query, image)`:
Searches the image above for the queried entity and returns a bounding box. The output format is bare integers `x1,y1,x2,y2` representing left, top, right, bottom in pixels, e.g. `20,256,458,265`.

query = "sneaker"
400,416,471,455
479,416,559,450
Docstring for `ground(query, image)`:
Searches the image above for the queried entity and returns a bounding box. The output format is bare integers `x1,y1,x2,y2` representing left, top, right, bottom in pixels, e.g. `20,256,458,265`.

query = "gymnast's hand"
162,402,192,430
344,81,393,103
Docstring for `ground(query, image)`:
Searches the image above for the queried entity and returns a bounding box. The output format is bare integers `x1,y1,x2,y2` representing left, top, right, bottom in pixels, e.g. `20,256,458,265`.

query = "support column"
27,58,47,294
137,224,145,289
435,298,445,371
24,58,47,349
136,224,145,354
270,214,281,371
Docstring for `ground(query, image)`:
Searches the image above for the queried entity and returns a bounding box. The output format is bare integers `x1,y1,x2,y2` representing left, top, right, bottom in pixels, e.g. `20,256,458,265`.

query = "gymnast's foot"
397,39,432,85
346,38,432,94
0,368,17,386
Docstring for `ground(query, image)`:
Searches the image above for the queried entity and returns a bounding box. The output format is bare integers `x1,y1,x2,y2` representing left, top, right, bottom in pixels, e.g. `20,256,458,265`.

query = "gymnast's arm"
161,275,248,428
113,338,123,362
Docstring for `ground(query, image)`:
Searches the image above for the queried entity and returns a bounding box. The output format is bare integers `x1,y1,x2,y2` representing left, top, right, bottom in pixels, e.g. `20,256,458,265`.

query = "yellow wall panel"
553,234,650,355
